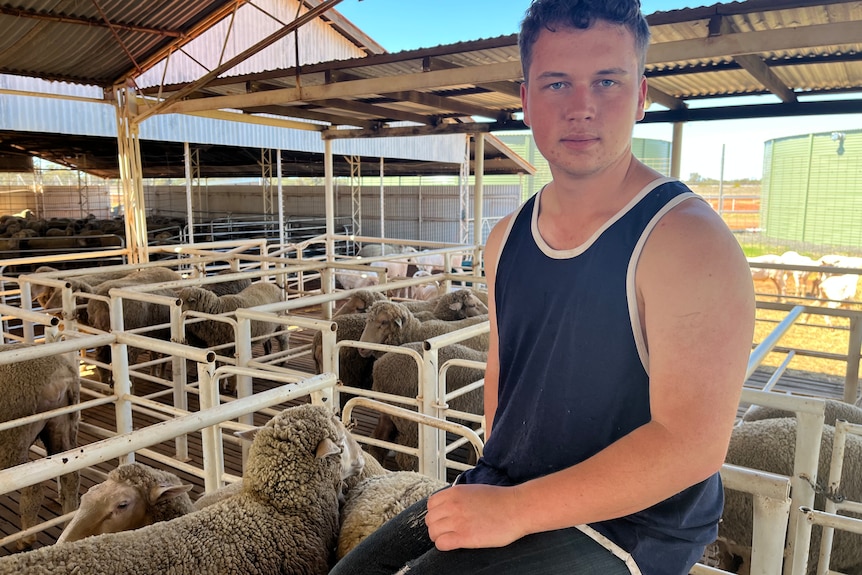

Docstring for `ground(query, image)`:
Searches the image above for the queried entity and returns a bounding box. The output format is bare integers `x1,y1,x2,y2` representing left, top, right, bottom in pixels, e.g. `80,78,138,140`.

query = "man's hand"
425,484,525,551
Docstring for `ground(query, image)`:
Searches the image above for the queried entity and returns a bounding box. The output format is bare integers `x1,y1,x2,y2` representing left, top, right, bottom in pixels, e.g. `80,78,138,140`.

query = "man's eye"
599,79,616,88
548,82,566,90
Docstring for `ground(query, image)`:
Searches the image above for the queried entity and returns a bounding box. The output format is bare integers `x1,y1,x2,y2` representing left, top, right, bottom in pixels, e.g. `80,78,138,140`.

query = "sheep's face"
357,302,408,357
453,293,488,317
179,288,207,311
243,405,363,499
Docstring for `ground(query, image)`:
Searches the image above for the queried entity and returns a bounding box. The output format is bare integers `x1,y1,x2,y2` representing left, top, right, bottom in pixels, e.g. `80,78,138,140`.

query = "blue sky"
335,0,862,181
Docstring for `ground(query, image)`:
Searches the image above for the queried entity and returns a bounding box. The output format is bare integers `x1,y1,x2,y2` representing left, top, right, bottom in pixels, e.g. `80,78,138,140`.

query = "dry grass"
752,278,861,379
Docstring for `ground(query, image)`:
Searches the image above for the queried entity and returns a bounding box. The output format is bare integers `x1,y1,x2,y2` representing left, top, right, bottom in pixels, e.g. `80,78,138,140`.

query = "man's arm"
426,198,755,550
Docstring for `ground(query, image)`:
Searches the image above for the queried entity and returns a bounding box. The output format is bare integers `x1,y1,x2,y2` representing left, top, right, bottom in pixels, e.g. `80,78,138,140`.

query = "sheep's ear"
394,316,403,329
449,302,463,311
150,483,194,505
235,426,263,442
315,437,340,459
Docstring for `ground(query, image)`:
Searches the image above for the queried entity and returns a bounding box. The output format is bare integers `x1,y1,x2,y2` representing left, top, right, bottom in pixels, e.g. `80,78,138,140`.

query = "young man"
331,1,755,573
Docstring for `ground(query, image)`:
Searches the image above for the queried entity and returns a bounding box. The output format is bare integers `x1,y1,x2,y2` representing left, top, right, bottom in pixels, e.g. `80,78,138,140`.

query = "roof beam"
322,122,491,140
135,0,346,122
426,57,522,98
310,98,436,125
648,21,862,65
0,5,183,37
647,86,686,110
640,98,862,123
243,105,380,129
709,14,797,104
162,60,523,115
381,90,505,120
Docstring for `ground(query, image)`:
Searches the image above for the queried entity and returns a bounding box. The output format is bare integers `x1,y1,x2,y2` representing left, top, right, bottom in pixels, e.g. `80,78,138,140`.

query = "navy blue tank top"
460,178,722,575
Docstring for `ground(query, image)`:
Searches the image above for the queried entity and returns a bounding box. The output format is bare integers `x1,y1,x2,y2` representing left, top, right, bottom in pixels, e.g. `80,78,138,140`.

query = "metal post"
379,157,385,239
184,142,195,245
845,314,862,403
670,122,683,179
114,86,149,264
473,133,485,248
277,149,285,247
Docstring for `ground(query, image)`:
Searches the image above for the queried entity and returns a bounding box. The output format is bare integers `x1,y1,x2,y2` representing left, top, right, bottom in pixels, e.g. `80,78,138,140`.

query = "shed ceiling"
1,0,861,177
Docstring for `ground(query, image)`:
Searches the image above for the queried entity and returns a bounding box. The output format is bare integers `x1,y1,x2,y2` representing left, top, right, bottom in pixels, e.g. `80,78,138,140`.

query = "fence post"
845,313,862,404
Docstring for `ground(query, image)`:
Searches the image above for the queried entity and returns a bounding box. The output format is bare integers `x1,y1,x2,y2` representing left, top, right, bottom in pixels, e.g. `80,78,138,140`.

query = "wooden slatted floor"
0,324,853,556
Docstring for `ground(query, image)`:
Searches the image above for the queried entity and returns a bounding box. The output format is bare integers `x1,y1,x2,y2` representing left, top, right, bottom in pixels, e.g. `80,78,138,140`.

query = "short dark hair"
519,0,650,79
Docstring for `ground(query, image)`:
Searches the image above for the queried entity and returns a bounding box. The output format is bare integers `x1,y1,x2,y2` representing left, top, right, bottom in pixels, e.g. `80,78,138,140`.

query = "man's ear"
637,75,648,121
520,81,531,127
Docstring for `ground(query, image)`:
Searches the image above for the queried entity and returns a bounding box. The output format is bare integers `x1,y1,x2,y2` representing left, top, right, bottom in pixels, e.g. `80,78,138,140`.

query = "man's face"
521,22,647,180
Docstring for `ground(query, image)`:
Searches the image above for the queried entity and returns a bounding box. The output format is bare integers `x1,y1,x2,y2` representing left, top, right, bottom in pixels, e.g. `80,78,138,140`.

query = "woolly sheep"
57,462,194,543
0,404,363,575
334,289,388,317
312,313,375,391
180,282,289,355
0,343,80,551
399,289,488,321
203,269,253,297
30,265,130,313
747,254,786,296
358,301,489,358
86,267,183,386
742,398,862,427
336,464,447,560
410,270,441,301
368,342,487,471
720,418,862,575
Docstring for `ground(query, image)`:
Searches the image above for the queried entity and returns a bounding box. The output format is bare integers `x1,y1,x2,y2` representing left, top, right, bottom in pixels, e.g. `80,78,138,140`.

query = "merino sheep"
29,265,131,314
312,313,376,391
86,267,184,386
720,418,862,575
809,273,859,325
399,289,488,321
0,343,80,551
369,342,487,471
203,269,253,297
337,467,447,560
334,290,388,317
358,301,489,358
0,404,363,575
410,270,441,301
742,398,862,427
180,282,289,355
57,462,194,544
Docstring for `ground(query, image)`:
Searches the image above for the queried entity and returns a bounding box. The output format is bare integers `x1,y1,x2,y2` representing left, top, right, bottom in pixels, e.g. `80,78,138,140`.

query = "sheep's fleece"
0,404,355,575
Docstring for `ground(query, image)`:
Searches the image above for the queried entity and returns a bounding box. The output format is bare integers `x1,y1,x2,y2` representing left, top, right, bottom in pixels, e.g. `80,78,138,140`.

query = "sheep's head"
439,290,489,318
57,463,193,544
179,287,214,311
334,290,386,316
358,301,411,357
238,405,363,509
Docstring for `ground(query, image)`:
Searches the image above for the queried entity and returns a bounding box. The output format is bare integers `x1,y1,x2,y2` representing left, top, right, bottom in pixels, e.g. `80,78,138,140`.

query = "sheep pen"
0,404,364,575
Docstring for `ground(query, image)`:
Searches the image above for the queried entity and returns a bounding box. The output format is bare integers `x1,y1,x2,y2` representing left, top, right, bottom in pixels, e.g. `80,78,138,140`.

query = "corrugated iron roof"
0,0,383,87
142,0,862,134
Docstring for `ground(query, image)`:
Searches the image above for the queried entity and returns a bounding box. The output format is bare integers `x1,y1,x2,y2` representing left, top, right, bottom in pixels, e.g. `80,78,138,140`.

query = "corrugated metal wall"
144,181,521,244
762,129,862,249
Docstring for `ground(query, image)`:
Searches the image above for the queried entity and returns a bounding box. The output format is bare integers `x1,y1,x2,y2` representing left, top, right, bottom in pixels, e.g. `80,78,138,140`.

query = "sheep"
411,270,441,301
368,342,487,471
312,313,376,391
0,343,80,551
780,250,818,297
334,289,388,317
335,269,379,290
336,467,447,561
399,288,488,321
203,269,253,296
0,404,363,575
358,301,489,359
57,462,194,543
809,273,859,325
719,418,862,575
413,249,463,273
748,254,786,296
29,265,131,312
742,398,862,427
86,267,184,386
180,282,289,356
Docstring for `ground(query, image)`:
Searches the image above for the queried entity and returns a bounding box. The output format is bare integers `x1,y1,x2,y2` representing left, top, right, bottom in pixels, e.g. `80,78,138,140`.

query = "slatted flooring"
0,322,854,556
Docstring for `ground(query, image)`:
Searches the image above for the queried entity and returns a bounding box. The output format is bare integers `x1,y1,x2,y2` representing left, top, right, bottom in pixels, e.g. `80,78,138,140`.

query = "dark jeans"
330,496,635,575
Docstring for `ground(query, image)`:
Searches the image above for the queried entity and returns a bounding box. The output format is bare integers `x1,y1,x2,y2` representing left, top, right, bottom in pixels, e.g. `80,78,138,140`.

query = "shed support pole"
473,134,485,248
115,86,149,264
670,122,683,179
379,157,385,239
184,142,195,245
323,138,335,319
277,149,285,247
